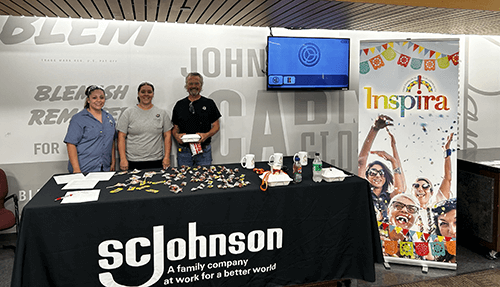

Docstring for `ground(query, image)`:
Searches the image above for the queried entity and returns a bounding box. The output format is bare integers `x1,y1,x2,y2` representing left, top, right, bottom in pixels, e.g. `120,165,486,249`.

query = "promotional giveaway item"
181,134,201,143
240,154,255,169
294,151,308,166
269,153,284,170
312,152,323,182
322,167,349,182
293,156,303,183
189,143,203,156
180,134,203,156
254,153,291,191
106,165,251,194
257,169,292,191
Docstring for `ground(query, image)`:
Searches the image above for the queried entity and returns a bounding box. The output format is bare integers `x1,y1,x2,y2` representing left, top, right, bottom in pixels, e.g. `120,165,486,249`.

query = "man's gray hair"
185,72,203,85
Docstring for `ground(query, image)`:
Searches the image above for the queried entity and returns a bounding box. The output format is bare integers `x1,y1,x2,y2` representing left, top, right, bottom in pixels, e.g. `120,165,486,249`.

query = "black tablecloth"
12,158,383,287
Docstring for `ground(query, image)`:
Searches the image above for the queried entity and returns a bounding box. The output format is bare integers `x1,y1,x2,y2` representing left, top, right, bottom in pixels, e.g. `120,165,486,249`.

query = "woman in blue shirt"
64,85,116,173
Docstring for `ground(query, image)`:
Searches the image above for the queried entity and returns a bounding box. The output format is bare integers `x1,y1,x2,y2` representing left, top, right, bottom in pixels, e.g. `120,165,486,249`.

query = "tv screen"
267,36,350,90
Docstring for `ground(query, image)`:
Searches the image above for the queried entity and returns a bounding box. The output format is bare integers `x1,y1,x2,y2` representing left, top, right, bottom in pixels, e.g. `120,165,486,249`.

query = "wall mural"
0,16,356,211
0,15,499,220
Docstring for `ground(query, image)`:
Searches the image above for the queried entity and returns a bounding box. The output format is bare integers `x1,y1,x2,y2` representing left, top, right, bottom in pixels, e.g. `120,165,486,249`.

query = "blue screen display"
267,36,350,90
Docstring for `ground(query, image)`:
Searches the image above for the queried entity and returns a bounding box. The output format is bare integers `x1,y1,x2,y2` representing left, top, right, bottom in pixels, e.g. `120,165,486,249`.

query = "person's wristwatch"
444,149,452,158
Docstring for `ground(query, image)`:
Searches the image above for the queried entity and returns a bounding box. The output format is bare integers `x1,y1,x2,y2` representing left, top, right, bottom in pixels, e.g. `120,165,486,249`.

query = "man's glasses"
412,183,431,189
367,168,384,177
391,201,419,214
189,101,195,114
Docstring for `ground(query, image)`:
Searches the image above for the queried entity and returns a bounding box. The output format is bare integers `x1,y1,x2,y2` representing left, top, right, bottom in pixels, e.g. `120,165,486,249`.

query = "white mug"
268,152,284,170
294,151,308,166
240,154,255,169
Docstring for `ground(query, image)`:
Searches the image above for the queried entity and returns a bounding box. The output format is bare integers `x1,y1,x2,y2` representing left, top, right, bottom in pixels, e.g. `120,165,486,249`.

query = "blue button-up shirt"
64,109,116,173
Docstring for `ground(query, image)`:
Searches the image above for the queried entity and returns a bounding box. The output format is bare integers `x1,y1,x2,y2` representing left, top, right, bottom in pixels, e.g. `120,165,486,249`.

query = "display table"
457,148,500,253
12,158,383,287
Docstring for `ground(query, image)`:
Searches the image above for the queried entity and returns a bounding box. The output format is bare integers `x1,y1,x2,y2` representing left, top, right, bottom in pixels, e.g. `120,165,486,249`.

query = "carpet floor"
391,268,500,287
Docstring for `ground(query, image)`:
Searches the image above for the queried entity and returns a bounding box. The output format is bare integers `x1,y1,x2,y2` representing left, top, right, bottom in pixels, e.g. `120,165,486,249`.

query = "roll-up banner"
358,39,459,269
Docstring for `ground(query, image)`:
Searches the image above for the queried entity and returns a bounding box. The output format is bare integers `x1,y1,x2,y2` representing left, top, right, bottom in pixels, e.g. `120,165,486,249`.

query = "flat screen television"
267,36,350,90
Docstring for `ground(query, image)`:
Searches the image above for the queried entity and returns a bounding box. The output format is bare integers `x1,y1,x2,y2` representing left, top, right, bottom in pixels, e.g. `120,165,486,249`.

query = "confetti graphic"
360,39,459,267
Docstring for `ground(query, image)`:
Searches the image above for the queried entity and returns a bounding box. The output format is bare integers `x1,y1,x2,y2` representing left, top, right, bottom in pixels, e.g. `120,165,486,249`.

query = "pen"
55,194,73,202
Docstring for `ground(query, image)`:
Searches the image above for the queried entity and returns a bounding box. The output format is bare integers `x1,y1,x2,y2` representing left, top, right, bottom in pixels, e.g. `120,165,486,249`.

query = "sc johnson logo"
98,222,283,287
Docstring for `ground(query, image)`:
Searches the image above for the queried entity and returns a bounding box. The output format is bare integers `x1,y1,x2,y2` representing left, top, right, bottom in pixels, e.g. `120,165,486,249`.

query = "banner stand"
359,38,459,271
384,257,457,271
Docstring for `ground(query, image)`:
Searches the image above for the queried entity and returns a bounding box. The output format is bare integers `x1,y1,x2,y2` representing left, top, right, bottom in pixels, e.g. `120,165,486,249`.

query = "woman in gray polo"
117,82,172,170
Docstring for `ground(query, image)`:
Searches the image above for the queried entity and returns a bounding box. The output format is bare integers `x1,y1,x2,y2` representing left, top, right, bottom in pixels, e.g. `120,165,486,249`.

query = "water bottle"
312,152,323,182
293,155,302,183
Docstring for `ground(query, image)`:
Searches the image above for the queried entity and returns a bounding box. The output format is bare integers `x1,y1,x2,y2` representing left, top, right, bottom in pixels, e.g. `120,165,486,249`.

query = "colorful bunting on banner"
422,233,430,241
381,47,396,61
437,56,450,69
369,55,385,70
445,241,456,255
360,41,459,73
397,54,410,67
400,242,414,256
414,242,430,256
378,222,456,258
431,242,446,257
360,61,370,74
424,59,436,71
383,240,456,258
408,230,415,238
411,58,423,70
385,241,398,256
394,226,402,234
449,52,459,65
